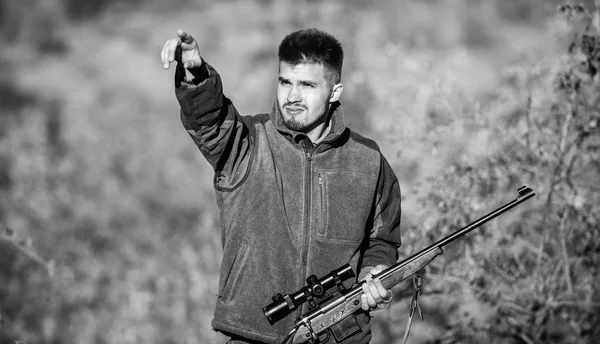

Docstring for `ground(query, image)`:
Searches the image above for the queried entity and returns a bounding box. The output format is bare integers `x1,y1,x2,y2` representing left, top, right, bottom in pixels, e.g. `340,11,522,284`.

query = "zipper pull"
318,175,323,185
306,152,313,161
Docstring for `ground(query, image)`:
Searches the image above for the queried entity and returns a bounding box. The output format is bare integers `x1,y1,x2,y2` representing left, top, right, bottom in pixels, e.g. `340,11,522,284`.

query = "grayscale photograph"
1,0,599,343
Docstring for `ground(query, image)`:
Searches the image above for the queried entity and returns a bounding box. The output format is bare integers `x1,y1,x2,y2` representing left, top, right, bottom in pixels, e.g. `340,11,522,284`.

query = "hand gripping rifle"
263,185,536,344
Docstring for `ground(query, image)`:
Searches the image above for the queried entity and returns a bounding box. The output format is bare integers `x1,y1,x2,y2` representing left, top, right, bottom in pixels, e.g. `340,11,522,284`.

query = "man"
160,28,402,344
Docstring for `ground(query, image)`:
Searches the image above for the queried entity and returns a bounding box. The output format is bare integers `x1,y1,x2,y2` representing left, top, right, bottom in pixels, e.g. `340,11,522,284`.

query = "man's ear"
329,83,343,103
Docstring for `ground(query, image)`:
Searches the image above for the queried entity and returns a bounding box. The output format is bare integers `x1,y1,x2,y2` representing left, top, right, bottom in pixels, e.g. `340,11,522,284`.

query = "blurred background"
1,0,599,343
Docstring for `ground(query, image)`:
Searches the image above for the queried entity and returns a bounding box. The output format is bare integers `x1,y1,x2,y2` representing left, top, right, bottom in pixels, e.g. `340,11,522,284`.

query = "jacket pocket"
218,239,252,303
317,170,373,243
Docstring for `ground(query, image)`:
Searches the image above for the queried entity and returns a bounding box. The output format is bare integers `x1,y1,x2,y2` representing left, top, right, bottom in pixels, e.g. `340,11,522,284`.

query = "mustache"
284,103,307,110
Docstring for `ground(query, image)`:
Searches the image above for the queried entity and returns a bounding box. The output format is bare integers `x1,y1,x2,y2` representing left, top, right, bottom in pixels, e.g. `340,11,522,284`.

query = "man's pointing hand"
161,29,203,70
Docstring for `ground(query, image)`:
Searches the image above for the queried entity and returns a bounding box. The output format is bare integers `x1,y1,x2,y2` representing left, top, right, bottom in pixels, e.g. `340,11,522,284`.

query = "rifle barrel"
376,185,535,281
434,185,535,248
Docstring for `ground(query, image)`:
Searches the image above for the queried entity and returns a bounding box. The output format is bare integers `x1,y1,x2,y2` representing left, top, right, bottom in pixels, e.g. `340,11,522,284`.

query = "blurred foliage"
386,2,600,344
0,1,599,344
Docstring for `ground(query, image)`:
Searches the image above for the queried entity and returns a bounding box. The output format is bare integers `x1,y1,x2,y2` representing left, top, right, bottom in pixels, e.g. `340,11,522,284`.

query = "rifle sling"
402,273,424,344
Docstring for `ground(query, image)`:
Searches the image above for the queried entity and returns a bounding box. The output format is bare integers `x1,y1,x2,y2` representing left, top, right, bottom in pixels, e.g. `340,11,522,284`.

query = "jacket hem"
212,319,279,344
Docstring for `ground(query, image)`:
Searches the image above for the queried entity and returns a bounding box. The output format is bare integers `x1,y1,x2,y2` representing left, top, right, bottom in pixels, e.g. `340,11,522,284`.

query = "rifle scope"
263,264,355,324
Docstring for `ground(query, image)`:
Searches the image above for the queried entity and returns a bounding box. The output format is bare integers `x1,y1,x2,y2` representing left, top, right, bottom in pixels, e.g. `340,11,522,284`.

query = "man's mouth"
285,106,306,115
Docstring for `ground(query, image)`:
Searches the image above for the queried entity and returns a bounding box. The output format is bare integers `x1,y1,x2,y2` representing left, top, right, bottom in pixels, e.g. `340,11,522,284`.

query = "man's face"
277,62,340,133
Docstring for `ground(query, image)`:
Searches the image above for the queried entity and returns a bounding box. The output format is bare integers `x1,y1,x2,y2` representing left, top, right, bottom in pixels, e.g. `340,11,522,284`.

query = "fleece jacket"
174,61,402,344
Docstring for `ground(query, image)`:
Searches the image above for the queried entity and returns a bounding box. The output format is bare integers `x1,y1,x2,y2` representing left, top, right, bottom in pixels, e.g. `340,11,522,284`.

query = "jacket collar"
270,99,347,145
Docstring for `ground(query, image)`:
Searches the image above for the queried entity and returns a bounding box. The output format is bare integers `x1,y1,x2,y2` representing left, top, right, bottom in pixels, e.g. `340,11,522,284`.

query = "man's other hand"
160,29,203,70
359,265,393,311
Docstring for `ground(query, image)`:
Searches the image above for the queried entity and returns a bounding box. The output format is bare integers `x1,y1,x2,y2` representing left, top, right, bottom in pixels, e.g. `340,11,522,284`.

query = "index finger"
177,29,194,44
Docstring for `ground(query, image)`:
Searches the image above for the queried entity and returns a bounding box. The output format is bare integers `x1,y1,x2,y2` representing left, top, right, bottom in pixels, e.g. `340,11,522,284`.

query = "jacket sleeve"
361,156,402,271
175,60,252,188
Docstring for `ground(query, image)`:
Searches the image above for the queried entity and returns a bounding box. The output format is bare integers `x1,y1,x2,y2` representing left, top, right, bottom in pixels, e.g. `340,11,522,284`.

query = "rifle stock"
288,247,443,344
280,185,536,344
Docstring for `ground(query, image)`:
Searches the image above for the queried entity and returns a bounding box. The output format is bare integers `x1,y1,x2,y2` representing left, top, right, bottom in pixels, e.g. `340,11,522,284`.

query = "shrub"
392,3,600,343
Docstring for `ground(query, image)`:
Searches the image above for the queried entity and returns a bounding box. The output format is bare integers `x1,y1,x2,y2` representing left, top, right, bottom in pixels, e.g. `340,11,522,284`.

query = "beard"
283,116,306,131
279,100,330,133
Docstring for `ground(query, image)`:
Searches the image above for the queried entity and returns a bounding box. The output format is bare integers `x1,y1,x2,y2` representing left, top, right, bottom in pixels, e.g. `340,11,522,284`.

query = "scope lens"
313,285,324,296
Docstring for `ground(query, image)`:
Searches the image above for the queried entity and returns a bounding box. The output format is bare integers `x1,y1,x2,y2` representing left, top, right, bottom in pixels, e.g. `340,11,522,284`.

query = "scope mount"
262,264,355,324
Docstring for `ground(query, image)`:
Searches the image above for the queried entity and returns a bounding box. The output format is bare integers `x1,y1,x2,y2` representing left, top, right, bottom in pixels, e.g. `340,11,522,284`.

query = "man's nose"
287,86,301,103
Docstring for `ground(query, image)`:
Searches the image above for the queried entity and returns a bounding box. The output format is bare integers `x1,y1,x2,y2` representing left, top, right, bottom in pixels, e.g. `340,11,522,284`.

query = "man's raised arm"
161,30,252,187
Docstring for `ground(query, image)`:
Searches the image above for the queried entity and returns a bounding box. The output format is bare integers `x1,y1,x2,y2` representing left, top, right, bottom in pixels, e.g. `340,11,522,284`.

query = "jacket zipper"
299,144,315,317
319,174,324,236
301,148,313,269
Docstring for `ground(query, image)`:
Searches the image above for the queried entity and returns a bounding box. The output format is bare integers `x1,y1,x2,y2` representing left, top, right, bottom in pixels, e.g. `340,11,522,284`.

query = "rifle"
263,185,536,344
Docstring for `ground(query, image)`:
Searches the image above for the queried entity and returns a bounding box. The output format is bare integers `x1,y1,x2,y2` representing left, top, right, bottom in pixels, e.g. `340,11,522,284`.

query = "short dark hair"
278,28,343,84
